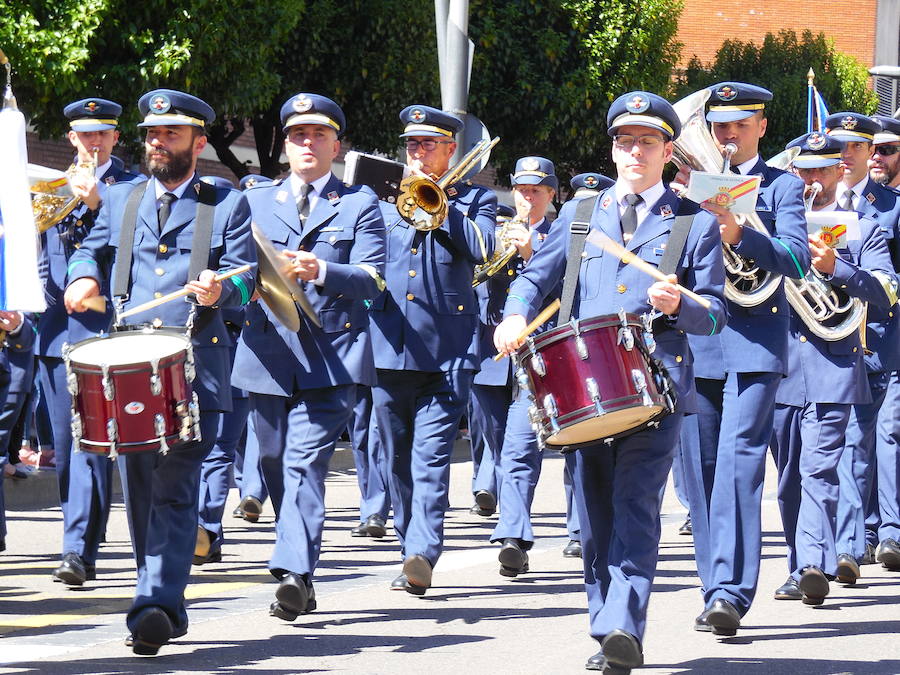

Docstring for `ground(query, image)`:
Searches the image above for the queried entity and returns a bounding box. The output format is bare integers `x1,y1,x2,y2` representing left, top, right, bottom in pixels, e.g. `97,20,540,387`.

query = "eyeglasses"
613,134,665,150
874,144,900,156
405,139,454,151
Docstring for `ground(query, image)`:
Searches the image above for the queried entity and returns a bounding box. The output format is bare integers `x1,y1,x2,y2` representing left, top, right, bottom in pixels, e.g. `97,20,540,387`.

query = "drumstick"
493,298,561,361
117,264,253,320
585,230,711,310
82,295,107,313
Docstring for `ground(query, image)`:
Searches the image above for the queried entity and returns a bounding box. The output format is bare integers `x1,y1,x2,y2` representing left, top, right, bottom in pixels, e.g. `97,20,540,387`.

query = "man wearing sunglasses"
830,112,900,579
871,116,900,190
369,104,496,596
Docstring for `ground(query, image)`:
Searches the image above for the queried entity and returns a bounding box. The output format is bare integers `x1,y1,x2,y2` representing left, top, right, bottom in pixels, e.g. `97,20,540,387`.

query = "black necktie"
158,192,176,231
297,183,312,223
840,190,855,212
621,193,642,241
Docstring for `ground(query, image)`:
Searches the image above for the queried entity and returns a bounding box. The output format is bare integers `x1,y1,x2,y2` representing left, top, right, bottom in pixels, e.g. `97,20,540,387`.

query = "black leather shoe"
53,552,88,586
390,573,409,591
362,514,387,538
126,624,186,648
585,649,607,671
498,538,529,577
861,542,877,565
238,496,262,523
563,540,583,558
705,599,741,636
876,538,900,570
693,606,712,632
130,606,173,656
836,553,861,584
350,521,368,537
601,629,643,671
402,555,432,596
269,572,316,621
774,576,802,600
678,516,692,536
799,566,829,605
470,490,497,517
192,548,222,565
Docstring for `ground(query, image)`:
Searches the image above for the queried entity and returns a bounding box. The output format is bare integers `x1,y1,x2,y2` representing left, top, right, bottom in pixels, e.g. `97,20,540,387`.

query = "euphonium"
397,136,499,231
671,89,782,307
472,205,531,287
783,181,868,341
28,148,97,233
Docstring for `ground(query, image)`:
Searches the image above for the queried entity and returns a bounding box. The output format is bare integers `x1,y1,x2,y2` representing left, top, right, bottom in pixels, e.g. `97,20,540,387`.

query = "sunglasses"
875,144,900,156
405,139,454,151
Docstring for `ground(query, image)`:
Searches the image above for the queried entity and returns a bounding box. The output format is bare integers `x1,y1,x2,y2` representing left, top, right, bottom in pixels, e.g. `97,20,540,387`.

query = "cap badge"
807,132,827,151
625,95,650,114
842,116,858,131
521,157,540,171
584,175,599,188
150,94,171,114
84,100,99,113
410,108,426,122
716,85,738,102
293,95,313,113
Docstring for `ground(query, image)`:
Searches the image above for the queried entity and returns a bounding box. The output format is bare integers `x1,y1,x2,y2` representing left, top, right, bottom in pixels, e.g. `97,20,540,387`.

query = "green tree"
676,30,879,160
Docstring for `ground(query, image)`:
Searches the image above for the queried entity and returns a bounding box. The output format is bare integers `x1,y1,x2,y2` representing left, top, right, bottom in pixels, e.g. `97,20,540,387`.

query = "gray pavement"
1,448,899,674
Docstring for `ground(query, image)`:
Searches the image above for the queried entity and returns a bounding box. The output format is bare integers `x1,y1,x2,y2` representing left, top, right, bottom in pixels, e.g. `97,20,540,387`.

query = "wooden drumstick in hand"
493,298,561,361
117,265,252,320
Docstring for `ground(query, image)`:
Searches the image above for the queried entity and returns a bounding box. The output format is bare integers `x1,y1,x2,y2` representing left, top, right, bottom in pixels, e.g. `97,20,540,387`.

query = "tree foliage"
676,30,879,160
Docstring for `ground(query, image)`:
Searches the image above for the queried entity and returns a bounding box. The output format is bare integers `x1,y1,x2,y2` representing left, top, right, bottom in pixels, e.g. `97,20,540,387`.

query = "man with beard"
64,89,256,655
37,99,141,588
871,116,900,190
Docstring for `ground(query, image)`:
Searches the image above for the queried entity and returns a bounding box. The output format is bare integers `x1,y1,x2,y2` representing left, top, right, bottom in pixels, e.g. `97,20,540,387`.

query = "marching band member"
870,116,900,190
467,201,517,519
495,91,726,673
64,89,256,654
570,172,614,200
230,93,386,620
771,132,897,604
678,82,810,636
487,157,560,572
828,112,900,574
38,99,142,587
369,104,496,595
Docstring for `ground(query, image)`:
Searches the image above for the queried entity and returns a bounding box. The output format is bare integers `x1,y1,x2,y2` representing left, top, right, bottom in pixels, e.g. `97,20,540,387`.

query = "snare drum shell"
68,333,196,454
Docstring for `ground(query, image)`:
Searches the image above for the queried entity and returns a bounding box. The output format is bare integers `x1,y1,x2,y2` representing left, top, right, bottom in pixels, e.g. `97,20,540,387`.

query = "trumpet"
29,148,97,233
397,136,499,231
473,205,531,287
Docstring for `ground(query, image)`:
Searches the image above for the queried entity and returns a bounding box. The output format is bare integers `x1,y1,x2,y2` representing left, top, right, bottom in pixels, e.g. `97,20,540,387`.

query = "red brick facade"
677,0,877,68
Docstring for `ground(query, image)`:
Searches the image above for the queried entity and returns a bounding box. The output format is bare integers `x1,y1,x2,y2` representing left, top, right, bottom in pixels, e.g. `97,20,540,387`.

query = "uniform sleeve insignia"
150,95,171,113
807,132,826,150
276,190,288,203
866,192,876,204
842,116,858,130
602,195,612,209
660,204,673,217
447,186,458,197
293,95,313,113
715,85,738,102
625,95,650,113
410,108,426,122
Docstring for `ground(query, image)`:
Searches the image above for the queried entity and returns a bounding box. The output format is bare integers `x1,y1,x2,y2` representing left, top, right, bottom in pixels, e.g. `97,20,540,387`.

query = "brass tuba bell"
28,150,97,233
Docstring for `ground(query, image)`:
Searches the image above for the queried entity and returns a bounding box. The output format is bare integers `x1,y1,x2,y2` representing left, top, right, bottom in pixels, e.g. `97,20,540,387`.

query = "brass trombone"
397,136,499,231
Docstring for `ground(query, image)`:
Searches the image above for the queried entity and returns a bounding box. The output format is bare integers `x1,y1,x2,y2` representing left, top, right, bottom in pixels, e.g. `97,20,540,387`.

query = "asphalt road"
1,450,899,674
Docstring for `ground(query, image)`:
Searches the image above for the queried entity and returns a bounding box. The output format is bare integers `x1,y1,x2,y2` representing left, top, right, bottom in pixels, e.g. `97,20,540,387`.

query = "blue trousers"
348,385,390,521
39,356,113,563
836,371,887,559
121,410,219,635
875,371,900,542
564,452,581,540
234,411,268,504
252,386,354,577
575,412,682,642
772,402,850,578
198,393,249,552
374,369,473,565
682,372,780,615
491,388,542,548
469,383,511,497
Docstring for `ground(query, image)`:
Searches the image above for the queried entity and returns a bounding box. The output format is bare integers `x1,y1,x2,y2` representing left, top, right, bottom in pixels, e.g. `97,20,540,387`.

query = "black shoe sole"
498,545,528,571
602,632,644,669
53,569,86,587
363,524,387,539
192,550,222,566
799,572,829,605
499,563,529,577
706,608,740,636
693,621,712,633
273,580,309,619
836,561,860,585
131,608,173,656
474,492,497,511
774,590,802,600
878,550,900,570
402,556,432,591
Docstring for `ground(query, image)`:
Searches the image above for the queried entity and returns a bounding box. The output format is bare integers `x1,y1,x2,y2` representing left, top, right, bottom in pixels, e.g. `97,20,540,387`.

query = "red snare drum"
516,311,675,451
64,330,201,457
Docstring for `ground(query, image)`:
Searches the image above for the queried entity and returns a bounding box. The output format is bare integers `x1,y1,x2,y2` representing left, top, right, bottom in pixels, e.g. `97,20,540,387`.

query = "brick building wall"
677,0,877,68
